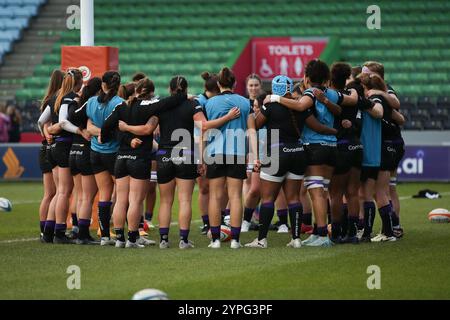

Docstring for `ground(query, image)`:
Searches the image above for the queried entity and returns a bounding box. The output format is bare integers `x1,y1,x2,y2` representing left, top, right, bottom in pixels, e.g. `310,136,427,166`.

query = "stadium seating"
0,0,45,63
2,0,450,131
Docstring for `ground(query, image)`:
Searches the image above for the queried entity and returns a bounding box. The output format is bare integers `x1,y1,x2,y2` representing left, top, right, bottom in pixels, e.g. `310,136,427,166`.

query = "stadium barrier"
0,143,449,182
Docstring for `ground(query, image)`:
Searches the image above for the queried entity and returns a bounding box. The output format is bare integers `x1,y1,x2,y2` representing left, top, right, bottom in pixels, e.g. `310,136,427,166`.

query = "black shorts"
206,155,247,180
90,150,117,175
156,148,198,184
39,144,55,174
360,166,379,182
49,141,72,168
380,141,396,171
115,153,151,180
393,141,405,168
69,144,93,176
149,150,157,162
334,141,363,175
304,144,337,167
260,144,306,182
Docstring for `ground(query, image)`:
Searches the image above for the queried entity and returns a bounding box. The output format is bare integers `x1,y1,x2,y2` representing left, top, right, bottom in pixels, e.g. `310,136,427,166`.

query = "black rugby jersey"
157,98,203,149
101,93,187,155
260,101,312,146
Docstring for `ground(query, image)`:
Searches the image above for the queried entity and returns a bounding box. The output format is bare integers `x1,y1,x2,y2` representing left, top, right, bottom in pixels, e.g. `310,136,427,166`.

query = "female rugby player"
70,77,102,244
102,78,188,248
362,61,405,238
38,69,64,242
195,72,220,234
205,67,258,249
85,71,123,246
264,60,355,247
246,75,337,248
39,69,85,243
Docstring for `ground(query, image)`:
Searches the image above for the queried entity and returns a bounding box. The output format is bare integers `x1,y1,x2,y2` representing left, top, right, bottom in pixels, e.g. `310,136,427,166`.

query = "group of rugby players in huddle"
37,59,405,249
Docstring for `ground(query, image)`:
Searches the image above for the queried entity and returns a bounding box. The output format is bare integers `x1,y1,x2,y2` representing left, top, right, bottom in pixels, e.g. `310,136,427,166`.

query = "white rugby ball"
0,198,12,212
207,224,232,242
428,208,450,223
132,288,169,300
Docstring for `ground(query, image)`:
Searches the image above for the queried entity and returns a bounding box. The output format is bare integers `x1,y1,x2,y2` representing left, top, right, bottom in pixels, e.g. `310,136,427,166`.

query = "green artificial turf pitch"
0,181,449,299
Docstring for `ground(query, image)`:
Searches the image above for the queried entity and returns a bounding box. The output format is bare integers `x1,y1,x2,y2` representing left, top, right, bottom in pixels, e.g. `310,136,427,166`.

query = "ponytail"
201,71,219,94
54,69,82,114
41,69,64,112
169,76,188,94
98,71,121,104
218,67,235,89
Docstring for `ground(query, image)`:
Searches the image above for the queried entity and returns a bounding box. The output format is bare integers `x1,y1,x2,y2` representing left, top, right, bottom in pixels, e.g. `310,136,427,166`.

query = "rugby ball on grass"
207,224,231,242
428,208,450,223
132,288,169,300
0,198,12,212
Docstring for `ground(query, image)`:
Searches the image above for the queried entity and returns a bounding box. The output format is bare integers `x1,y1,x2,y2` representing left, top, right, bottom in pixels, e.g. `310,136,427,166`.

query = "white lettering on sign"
268,45,314,56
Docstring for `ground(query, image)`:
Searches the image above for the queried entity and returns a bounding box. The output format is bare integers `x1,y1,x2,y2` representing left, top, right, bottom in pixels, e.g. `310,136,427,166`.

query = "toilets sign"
252,38,328,80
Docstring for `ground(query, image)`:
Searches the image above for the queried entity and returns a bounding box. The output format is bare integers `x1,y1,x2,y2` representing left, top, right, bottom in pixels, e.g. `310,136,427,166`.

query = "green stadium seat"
15,0,450,101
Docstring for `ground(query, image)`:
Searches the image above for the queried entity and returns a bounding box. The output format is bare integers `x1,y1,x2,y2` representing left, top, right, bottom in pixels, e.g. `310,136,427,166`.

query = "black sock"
128,230,139,243
347,216,359,238
341,204,348,237
210,226,220,241
331,222,341,239
391,213,400,227
78,219,91,239
302,212,312,226
159,227,169,242
327,200,331,224
201,214,209,226
288,203,302,239
277,209,288,225
358,218,365,230
139,216,144,229
389,201,400,226
55,223,67,238
180,229,189,243
313,223,318,235
243,207,254,223
231,227,241,242
258,202,275,240
71,213,78,227
317,225,328,237
98,201,112,238
145,212,153,221
379,204,394,237
43,220,55,238
363,201,376,237
115,228,125,242
40,221,45,234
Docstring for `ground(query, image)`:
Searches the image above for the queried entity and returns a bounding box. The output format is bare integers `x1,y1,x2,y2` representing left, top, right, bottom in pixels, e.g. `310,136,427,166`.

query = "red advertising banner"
252,38,328,81
61,46,119,83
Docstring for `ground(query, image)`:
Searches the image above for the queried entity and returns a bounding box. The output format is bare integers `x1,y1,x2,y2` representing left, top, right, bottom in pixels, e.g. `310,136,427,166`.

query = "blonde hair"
358,73,387,91
54,69,82,114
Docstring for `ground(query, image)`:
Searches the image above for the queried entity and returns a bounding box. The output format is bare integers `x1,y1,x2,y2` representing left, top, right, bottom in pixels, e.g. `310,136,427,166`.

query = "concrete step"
0,84,22,91
0,65,34,73
1,59,43,67
0,70,34,78
0,0,78,100
0,96,16,103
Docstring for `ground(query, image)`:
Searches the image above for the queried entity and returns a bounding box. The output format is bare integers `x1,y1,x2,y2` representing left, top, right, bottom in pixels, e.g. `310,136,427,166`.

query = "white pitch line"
11,200,41,205
1,192,449,244
0,238,39,244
